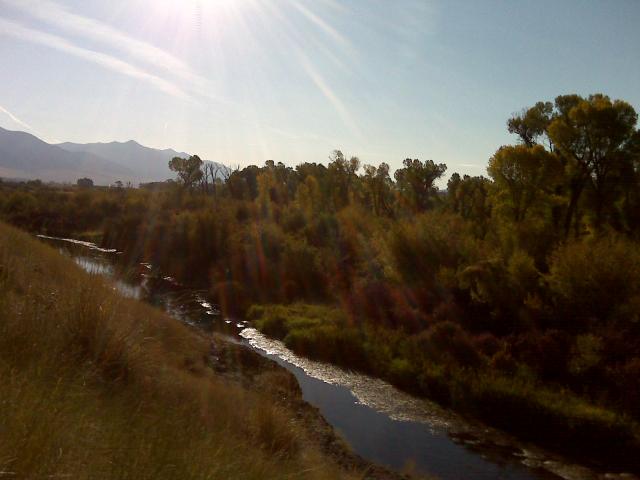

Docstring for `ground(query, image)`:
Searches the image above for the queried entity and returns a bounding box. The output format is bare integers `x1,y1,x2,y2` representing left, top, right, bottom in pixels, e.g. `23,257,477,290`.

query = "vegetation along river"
38,234,635,480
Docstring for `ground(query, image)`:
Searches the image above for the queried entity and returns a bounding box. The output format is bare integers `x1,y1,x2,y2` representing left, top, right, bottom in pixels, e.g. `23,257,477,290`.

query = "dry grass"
0,221,357,480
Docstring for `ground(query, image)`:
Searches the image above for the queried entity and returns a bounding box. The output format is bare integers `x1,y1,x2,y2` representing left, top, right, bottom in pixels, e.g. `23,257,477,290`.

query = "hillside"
57,139,191,183
0,221,370,480
0,127,133,185
57,140,229,183
0,127,228,185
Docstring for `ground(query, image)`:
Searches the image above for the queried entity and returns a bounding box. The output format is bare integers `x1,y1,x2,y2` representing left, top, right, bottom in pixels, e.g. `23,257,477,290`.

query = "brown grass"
0,221,357,480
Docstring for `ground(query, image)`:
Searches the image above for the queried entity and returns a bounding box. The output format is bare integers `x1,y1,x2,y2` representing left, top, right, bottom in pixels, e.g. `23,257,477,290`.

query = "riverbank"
0,221,402,480
248,303,640,475
210,334,410,479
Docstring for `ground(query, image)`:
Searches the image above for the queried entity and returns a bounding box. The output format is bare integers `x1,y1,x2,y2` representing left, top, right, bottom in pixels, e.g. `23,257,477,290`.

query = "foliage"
394,158,447,212
546,234,640,326
2,90,640,471
169,155,204,189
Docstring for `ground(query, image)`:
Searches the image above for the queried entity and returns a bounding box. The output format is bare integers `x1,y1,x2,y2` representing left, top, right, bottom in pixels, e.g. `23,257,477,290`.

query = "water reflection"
242,328,562,480
39,235,622,480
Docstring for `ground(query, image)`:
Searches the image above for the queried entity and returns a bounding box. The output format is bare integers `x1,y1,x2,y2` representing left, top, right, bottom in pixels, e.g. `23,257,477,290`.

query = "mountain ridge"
0,127,226,185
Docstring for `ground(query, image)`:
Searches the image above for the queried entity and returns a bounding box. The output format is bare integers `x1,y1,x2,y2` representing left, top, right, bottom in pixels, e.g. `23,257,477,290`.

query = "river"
38,234,632,480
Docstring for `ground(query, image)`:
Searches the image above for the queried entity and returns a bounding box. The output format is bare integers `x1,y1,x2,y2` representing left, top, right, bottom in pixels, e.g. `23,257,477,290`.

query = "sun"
145,0,257,31
153,0,249,13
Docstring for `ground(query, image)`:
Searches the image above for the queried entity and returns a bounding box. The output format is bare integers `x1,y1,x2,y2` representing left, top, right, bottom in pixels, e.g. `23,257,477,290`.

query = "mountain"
57,140,191,184
0,127,133,185
0,127,228,185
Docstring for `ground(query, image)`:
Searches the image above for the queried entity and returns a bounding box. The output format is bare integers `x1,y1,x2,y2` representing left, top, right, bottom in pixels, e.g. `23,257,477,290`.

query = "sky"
1,0,639,176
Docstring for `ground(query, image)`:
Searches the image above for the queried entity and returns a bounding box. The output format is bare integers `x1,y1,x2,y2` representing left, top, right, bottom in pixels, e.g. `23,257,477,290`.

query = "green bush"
547,235,640,326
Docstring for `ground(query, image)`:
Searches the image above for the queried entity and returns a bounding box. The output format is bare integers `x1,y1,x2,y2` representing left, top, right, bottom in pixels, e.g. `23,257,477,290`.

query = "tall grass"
0,222,357,480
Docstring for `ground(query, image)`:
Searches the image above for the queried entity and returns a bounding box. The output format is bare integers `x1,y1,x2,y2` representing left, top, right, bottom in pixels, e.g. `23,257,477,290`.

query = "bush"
611,358,640,418
546,235,640,327
416,321,483,368
211,280,248,316
470,375,640,468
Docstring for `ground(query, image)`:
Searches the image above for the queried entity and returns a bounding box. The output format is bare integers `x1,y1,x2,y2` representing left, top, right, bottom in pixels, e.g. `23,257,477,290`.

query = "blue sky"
1,0,639,175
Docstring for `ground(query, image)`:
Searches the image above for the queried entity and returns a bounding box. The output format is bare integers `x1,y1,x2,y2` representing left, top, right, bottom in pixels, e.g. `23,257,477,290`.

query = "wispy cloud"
0,103,33,131
288,0,349,48
1,0,206,89
0,18,192,100
296,51,362,140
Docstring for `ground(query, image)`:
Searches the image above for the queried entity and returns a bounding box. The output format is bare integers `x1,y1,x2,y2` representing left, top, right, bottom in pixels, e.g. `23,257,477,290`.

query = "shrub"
416,321,482,368
388,357,418,390
211,280,248,316
546,235,640,327
611,357,640,418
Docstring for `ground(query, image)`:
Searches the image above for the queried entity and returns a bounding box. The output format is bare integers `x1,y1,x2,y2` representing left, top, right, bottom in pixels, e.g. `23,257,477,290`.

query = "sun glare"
154,0,249,14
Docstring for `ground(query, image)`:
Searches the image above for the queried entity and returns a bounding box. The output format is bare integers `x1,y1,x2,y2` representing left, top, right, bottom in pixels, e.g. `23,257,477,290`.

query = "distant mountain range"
0,127,227,185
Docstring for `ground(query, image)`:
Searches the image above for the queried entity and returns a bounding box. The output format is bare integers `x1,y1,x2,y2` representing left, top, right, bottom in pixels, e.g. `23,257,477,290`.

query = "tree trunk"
564,179,584,238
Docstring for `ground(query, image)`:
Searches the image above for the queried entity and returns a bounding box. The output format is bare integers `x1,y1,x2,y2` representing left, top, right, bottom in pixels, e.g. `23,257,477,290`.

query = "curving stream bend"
38,235,636,480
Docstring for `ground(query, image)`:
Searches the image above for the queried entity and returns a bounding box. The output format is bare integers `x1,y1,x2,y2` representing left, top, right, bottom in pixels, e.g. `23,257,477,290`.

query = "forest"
2,93,640,469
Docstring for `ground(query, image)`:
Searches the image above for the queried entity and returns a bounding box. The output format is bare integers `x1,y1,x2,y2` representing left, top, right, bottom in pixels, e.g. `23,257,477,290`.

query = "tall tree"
327,150,360,209
362,163,392,216
448,173,492,232
168,155,204,190
487,145,563,223
394,158,447,212
547,94,638,232
507,94,639,235
507,101,554,147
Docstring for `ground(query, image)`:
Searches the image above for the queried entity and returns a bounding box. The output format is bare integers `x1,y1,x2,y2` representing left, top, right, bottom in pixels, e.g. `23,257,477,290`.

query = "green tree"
509,94,639,235
448,174,492,235
168,155,204,189
295,175,322,219
76,178,94,188
487,144,563,223
548,94,638,232
507,101,554,147
362,163,392,216
394,158,447,212
327,150,360,209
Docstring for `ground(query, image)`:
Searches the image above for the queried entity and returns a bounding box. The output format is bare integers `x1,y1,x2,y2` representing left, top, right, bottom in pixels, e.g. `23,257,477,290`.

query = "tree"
257,168,277,217
394,158,447,212
618,133,640,232
508,101,553,147
295,174,322,219
327,150,360,209
227,165,260,200
487,145,563,223
168,155,204,190
448,173,492,233
547,94,638,232
76,178,94,188
507,94,639,234
362,163,392,216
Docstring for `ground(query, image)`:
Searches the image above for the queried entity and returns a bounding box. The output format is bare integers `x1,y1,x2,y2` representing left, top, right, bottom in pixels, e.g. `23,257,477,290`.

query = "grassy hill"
0,221,365,480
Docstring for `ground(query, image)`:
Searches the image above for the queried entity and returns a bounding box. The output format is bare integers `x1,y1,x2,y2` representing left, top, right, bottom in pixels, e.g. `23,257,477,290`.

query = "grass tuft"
0,222,356,480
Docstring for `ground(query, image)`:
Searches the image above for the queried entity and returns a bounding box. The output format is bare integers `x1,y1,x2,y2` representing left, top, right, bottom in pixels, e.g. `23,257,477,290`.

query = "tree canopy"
168,155,204,189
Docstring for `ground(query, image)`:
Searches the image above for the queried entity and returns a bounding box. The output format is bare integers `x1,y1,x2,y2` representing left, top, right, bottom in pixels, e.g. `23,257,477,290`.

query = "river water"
38,235,632,480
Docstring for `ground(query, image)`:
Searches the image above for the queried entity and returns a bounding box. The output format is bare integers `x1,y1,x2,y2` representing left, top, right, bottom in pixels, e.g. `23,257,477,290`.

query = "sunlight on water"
37,234,118,253
240,327,630,480
73,256,113,275
240,327,454,429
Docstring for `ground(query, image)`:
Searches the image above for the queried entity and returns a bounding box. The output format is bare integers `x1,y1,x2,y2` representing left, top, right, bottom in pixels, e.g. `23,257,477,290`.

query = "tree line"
2,92,640,469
